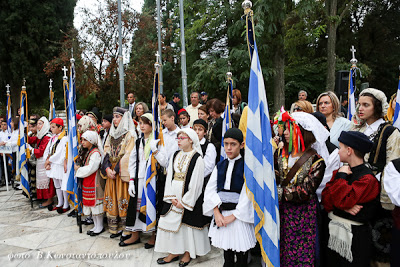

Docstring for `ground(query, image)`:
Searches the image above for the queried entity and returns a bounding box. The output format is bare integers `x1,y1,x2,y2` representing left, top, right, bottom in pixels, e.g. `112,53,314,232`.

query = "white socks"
62,191,69,209
93,215,104,233
55,189,63,207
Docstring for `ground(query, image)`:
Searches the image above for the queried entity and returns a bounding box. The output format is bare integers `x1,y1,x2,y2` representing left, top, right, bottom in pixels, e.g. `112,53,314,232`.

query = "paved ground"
0,186,261,267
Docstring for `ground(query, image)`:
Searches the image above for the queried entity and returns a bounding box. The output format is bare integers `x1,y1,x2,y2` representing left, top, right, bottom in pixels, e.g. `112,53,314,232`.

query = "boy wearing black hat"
193,119,216,187
203,128,256,267
101,114,112,147
322,131,380,266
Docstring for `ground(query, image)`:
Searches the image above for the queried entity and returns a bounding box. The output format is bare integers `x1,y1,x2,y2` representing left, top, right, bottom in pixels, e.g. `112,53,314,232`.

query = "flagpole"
347,45,359,122
179,0,188,107
49,79,54,120
118,0,125,107
156,0,163,94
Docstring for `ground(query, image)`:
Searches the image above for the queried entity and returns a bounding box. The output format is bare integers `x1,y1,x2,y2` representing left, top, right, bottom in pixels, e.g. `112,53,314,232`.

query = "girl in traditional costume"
155,128,211,266
27,117,54,208
275,111,328,266
75,131,106,236
101,107,137,238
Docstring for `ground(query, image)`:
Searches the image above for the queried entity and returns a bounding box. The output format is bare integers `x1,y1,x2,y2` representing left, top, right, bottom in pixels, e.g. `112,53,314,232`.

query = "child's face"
139,120,152,135
338,142,350,163
179,114,189,126
81,138,92,149
50,123,62,134
177,133,192,150
223,138,244,159
161,115,174,130
193,125,206,140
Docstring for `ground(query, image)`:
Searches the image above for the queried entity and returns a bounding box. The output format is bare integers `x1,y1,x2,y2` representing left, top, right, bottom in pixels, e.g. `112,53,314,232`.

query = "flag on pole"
18,84,30,198
243,4,280,267
49,85,56,120
6,86,12,136
65,61,80,213
347,68,356,121
139,55,163,231
220,74,233,161
393,75,400,129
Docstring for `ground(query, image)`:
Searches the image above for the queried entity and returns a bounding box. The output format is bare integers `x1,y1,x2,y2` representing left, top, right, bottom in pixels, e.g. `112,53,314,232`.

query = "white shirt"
184,104,202,126
384,161,400,207
128,102,136,114
0,130,9,143
162,126,180,163
364,118,385,139
199,137,216,177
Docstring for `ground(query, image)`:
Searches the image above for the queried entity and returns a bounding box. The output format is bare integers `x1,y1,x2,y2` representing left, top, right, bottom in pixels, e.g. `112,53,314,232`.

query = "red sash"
82,172,96,207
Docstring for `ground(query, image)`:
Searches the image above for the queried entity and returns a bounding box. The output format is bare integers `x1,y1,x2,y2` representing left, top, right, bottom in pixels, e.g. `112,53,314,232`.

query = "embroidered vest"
216,157,244,194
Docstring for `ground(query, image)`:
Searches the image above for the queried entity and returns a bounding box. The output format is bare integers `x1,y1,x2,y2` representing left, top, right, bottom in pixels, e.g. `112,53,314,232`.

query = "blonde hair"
294,100,314,113
316,91,341,119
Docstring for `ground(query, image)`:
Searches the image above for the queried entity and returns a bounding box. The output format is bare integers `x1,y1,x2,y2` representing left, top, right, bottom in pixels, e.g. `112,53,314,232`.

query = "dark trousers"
223,249,249,267
392,227,400,267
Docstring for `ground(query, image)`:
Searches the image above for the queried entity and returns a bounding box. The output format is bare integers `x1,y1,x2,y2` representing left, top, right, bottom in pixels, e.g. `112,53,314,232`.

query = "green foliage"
76,92,97,111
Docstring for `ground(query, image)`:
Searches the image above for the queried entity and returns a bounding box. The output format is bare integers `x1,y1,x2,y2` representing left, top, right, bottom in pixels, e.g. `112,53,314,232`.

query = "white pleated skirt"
155,225,211,259
208,210,257,252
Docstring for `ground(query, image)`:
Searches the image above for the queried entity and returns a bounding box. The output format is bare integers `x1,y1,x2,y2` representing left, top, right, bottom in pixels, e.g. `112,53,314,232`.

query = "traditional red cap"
178,108,187,115
76,114,82,121
51,118,64,127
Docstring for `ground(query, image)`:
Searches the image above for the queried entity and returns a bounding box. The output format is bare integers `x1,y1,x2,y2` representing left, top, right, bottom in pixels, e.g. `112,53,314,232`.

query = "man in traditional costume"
203,128,256,267
75,131,106,236
101,107,137,238
322,131,379,266
155,128,211,266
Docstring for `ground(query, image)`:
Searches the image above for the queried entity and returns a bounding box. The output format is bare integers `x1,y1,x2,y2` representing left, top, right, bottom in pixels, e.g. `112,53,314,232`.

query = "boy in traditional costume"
203,128,255,267
155,128,210,266
44,118,69,213
101,107,136,238
322,131,380,266
75,131,106,236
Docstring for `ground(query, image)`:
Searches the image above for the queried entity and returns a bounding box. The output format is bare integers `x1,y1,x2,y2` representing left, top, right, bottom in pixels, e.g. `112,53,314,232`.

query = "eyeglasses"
293,107,302,112
176,137,189,141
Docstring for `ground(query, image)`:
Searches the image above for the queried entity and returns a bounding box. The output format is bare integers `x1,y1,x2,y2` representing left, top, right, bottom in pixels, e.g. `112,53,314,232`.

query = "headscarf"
37,117,50,139
81,130,104,160
177,128,202,157
78,116,97,134
359,88,389,117
291,112,330,163
109,110,137,140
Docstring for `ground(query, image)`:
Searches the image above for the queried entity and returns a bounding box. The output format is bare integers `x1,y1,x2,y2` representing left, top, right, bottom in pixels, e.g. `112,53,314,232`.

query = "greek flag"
18,91,30,197
220,78,233,161
6,92,12,136
393,76,400,129
65,62,80,212
49,91,56,120
244,43,280,267
347,68,356,121
140,62,162,231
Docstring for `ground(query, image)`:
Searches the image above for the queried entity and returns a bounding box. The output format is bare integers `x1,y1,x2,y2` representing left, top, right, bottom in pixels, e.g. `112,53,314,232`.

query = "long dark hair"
360,92,383,120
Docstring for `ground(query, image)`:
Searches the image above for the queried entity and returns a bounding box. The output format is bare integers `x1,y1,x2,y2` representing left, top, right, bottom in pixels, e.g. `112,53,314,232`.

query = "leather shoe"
144,242,155,249
120,234,132,242
157,256,179,264
57,207,70,214
83,217,94,225
68,210,76,217
51,206,60,211
119,238,140,247
39,202,54,209
90,228,105,236
110,232,122,239
179,260,191,267
87,230,94,235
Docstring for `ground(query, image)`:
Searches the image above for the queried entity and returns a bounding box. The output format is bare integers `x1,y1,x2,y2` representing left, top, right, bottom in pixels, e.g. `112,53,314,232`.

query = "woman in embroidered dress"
275,111,328,266
351,88,400,264
75,131,105,236
155,128,211,266
28,117,54,208
101,107,137,239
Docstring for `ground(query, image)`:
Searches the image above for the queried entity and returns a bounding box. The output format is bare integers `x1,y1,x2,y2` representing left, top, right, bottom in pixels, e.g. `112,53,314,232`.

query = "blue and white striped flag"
244,43,280,267
6,91,12,136
393,76,400,129
347,68,356,121
220,78,233,161
140,61,162,231
65,62,80,212
18,90,30,197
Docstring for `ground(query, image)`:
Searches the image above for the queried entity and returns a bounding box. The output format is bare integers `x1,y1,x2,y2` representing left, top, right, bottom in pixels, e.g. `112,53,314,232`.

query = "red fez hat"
76,114,82,121
51,118,64,127
178,108,187,115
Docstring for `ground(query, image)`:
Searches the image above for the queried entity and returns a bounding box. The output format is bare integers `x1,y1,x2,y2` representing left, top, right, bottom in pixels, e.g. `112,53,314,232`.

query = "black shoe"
87,230,94,235
90,228,105,236
179,260,191,267
157,256,179,264
119,238,140,247
83,217,94,225
39,202,54,209
68,210,76,217
144,242,155,249
120,234,132,242
110,232,122,239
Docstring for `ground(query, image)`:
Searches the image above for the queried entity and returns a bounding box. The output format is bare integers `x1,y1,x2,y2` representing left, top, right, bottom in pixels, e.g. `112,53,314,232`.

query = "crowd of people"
0,87,399,267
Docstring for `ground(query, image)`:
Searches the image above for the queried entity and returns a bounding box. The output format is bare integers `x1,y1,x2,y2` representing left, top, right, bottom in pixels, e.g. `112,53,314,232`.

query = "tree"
0,0,75,115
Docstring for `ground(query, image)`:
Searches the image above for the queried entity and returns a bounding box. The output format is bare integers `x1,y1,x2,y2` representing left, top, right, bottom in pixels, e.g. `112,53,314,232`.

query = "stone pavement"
0,187,261,267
